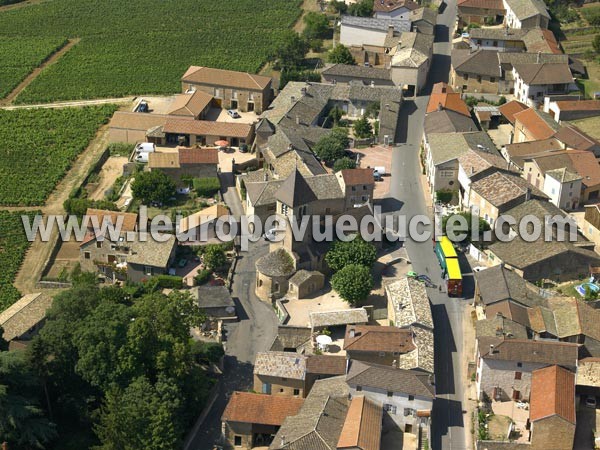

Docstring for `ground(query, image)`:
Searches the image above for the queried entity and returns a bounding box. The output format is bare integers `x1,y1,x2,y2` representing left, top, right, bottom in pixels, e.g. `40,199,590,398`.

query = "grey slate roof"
346,360,435,398
410,6,437,25
125,233,176,268
341,15,411,33
513,62,574,85
475,313,529,340
504,0,550,20
270,376,350,450
478,337,578,367
321,64,392,81
309,308,369,329
0,293,53,341
385,277,433,330
275,169,318,207
474,265,547,307
254,351,307,379
391,31,434,68
192,285,234,309
469,27,527,41
424,109,477,135
270,325,313,352
256,249,296,278
452,49,502,78
427,132,495,165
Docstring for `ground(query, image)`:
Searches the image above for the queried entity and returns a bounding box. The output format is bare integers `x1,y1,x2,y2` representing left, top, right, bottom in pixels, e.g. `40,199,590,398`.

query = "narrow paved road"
185,178,278,450
389,1,471,449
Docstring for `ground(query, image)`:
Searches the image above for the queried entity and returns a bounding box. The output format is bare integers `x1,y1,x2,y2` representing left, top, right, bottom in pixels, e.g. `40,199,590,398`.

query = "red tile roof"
84,209,138,232
340,168,375,186
498,100,528,125
163,119,252,138
178,147,219,164
182,66,271,90
554,100,600,111
427,92,470,117
344,325,416,353
530,365,575,424
554,124,600,152
431,82,454,94
458,0,504,10
337,396,382,450
514,108,558,140
222,392,304,426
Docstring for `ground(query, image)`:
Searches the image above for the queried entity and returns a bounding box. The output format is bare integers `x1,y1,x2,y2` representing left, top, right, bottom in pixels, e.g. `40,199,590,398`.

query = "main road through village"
187,0,470,448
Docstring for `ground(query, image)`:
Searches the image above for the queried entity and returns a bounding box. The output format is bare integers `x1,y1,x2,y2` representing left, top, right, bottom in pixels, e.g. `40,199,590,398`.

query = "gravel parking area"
356,145,393,199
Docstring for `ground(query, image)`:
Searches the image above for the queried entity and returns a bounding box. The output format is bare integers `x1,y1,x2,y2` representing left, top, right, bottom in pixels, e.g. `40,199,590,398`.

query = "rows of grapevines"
0,105,117,206
0,210,39,312
0,37,67,98
0,0,301,103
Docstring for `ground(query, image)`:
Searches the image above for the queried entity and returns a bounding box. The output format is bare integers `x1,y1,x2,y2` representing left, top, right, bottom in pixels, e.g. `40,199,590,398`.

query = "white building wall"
340,25,387,47
503,0,523,29
348,384,433,429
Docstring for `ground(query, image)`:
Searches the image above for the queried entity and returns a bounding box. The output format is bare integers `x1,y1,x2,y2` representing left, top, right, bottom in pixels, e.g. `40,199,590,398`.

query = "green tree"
325,237,377,271
313,128,350,163
329,0,348,14
274,32,309,69
333,157,356,172
0,327,7,351
191,341,225,364
203,244,227,270
328,106,344,126
131,171,176,204
348,0,373,17
442,212,491,243
353,117,373,138
365,102,380,119
331,264,373,306
0,351,57,448
594,34,600,54
303,12,329,40
328,44,356,64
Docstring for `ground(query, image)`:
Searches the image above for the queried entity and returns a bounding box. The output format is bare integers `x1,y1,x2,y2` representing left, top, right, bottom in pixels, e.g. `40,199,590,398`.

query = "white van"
135,152,150,163
135,142,155,153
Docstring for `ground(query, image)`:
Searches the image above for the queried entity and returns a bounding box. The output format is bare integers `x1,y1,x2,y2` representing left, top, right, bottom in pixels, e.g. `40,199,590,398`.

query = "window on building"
493,41,498,47
214,88,221,97
232,90,238,99
234,436,242,447
356,386,362,392
293,389,300,396
464,74,469,81
379,352,386,357
144,266,152,276
363,185,367,190
352,186,356,191
84,251,91,259
517,362,522,368
408,395,414,401
515,372,522,380
96,241,102,248
490,77,496,83
279,388,284,393
281,203,289,215
387,391,393,398
477,75,482,83
385,404,397,414
477,39,482,45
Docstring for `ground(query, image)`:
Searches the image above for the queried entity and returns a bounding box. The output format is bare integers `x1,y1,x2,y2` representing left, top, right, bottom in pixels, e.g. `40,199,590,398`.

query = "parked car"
239,144,248,153
138,101,149,113
135,152,149,163
134,142,155,153
227,110,240,119
264,228,278,241
585,396,597,408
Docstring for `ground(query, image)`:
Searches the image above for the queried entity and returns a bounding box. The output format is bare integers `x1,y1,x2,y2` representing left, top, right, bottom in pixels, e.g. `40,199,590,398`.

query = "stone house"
373,0,420,20
544,99,600,123
192,285,236,320
221,392,304,449
457,0,505,25
529,365,576,450
410,7,437,35
343,325,417,366
253,351,308,397
0,293,53,345
147,147,218,188
287,270,325,299
581,202,600,251
512,61,576,108
389,31,434,95
336,168,376,210
269,326,313,353
503,0,550,29
513,108,560,144
255,248,296,301
337,395,383,450
321,64,394,87
475,337,578,401
450,48,501,94
181,66,272,114
176,204,229,244
346,359,435,433
166,89,214,120
554,123,600,158
160,118,254,148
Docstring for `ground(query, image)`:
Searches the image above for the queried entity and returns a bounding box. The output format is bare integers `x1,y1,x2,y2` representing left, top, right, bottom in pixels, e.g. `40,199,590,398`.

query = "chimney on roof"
437,102,443,112
505,24,509,37
349,328,355,338
370,80,375,88
296,115,300,125
301,87,307,96
525,187,531,201
471,166,475,175
490,344,495,354
281,436,287,447
290,95,296,103
537,51,541,64
387,24,395,39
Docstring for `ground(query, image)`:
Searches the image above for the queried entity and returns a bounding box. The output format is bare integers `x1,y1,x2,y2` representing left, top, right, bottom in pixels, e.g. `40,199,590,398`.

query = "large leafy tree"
131,171,176,204
333,157,356,172
313,128,350,163
0,351,57,448
274,32,309,70
348,0,373,17
302,12,329,40
325,237,377,271
331,264,374,306
327,44,355,65
353,117,373,139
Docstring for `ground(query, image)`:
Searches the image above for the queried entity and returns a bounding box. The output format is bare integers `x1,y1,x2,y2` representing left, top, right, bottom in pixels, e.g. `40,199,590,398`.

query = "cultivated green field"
0,105,117,206
0,210,38,311
0,0,302,103
0,37,67,98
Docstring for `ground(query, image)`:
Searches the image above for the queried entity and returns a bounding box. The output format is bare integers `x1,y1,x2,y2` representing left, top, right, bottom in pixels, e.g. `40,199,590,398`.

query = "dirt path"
293,0,321,33
0,96,135,110
88,156,128,201
0,38,80,105
0,0,46,13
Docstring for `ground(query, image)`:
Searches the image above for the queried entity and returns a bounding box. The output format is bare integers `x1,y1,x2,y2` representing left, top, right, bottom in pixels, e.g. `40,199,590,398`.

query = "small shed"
288,270,325,299
309,308,369,333
192,285,236,320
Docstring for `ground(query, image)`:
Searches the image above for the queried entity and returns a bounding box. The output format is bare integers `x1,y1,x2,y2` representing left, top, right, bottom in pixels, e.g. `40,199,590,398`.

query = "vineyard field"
0,0,302,103
0,210,38,312
0,37,67,99
0,105,117,206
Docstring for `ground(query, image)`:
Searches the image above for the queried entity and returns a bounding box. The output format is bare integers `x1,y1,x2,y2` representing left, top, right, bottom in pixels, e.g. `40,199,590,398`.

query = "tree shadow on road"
431,303,457,396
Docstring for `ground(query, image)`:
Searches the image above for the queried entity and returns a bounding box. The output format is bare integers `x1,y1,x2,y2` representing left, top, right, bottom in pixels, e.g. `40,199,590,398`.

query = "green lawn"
0,0,302,103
